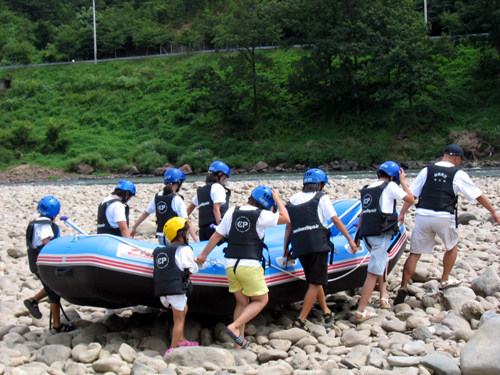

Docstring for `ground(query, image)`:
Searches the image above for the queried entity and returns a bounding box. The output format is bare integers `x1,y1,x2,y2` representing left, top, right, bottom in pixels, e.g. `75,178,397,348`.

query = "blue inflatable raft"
37,199,407,315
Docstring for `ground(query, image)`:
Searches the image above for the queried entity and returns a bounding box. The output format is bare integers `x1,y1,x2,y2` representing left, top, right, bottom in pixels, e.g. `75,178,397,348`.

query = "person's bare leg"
51,303,61,328
33,289,47,302
357,273,377,314
379,264,388,300
441,245,458,283
170,307,186,349
231,291,249,346
298,284,321,321
400,253,422,289
316,286,331,314
227,293,268,340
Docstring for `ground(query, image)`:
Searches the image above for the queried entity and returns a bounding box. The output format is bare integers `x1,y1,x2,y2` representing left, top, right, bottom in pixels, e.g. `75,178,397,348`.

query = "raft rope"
67,200,370,283
269,200,370,283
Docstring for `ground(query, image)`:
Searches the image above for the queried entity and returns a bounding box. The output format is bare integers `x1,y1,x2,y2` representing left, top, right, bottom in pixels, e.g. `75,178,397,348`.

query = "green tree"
457,0,500,56
99,6,132,57
132,18,170,55
1,41,36,65
212,0,282,125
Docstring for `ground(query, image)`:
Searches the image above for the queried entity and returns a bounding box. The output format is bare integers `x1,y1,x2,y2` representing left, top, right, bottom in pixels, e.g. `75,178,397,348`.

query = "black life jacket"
224,207,265,261
26,217,60,273
286,193,334,258
358,181,399,238
153,243,192,297
416,164,459,215
197,183,231,227
154,193,180,234
97,198,129,236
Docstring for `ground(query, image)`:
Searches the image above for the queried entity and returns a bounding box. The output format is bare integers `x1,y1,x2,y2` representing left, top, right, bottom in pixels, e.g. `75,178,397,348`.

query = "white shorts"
410,214,458,254
160,294,187,311
365,235,391,275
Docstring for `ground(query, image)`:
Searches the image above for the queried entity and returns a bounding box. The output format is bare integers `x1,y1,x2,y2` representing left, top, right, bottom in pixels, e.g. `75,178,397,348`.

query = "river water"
15,167,500,186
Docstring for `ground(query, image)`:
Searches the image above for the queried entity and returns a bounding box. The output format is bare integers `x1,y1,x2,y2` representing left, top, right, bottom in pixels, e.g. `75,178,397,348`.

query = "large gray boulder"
460,315,500,375
471,265,500,297
165,346,236,368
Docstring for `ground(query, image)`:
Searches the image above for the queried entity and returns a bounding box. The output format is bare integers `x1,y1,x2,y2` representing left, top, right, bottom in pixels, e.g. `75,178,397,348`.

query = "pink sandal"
178,338,199,347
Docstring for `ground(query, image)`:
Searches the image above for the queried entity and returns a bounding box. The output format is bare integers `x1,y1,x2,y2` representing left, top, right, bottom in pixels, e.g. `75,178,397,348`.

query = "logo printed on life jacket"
157,201,167,214
293,224,319,234
198,201,210,208
235,216,251,233
433,172,448,183
362,194,373,208
156,252,169,269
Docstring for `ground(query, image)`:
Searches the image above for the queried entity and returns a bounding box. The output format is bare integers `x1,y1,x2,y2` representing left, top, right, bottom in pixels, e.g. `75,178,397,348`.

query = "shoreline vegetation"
1,1,499,185
1,45,499,177
2,159,500,185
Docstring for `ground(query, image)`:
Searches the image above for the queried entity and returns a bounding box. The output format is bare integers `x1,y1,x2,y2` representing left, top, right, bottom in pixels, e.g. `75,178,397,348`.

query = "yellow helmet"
163,217,188,242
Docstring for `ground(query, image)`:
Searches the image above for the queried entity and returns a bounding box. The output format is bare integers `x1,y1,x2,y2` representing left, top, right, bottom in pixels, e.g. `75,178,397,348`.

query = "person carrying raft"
154,217,199,355
394,144,500,305
196,185,289,349
131,168,198,244
24,195,74,333
187,161,231,241
354,161,413,323
283,168,357,332
97,179,136,238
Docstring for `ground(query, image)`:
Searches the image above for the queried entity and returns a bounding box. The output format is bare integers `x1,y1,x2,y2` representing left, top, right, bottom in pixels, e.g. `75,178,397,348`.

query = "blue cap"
445,144,468,161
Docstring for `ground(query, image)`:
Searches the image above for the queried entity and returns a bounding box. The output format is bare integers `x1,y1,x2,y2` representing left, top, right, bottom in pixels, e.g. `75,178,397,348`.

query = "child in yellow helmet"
153,217,199,355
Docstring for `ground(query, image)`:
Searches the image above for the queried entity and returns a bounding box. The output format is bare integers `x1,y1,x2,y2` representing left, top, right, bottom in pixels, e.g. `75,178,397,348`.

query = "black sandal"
323,310,335,324
24,298,42,319
292,318,310,332
51,323,74,334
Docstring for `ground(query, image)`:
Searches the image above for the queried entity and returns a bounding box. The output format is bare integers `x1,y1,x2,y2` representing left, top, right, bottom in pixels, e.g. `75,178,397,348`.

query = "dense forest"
0,0,499,173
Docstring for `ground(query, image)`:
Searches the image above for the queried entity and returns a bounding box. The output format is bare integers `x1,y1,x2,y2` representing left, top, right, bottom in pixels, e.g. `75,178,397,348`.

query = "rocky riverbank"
1,176,499,375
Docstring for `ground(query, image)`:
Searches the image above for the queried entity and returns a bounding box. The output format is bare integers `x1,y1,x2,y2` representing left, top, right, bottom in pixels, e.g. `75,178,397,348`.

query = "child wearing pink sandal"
153,217,199,356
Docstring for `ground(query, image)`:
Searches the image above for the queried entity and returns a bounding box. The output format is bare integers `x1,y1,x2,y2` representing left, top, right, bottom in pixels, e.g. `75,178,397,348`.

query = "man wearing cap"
394,144,499,305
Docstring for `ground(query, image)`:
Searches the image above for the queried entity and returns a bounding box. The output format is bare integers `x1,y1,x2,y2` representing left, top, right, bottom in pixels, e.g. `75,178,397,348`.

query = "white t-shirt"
288,191,338,226
32,220,56,248
365,181,407,213
191,183,227,206
216,205,279,268
101,195,127,228
146,192,188,236
410,161,483,218
146,192,188,217
174,244,199,274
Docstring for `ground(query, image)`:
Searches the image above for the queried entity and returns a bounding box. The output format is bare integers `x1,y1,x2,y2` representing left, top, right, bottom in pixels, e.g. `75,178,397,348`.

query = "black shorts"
35,272,61,304
199,224,216,241
298,252,329,286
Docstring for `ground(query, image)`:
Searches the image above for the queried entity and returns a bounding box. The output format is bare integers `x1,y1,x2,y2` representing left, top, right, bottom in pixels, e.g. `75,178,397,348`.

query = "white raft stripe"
36,231,406,287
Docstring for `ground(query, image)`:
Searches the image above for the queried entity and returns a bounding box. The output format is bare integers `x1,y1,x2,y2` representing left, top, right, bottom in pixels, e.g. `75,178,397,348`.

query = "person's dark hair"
205,173,219,183
172,224,189,244
302,182,323,192
248,196,266,210
377,170,395,182
163,181,182,195
113,189,131,201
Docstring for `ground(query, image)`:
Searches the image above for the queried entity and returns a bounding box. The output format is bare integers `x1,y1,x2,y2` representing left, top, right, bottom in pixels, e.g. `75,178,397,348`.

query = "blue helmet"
37,195,61,218
377,161,401,183
163,168,186,184
115,180,136,195
208,161,231,177
251,185,275,210
303,168,328,184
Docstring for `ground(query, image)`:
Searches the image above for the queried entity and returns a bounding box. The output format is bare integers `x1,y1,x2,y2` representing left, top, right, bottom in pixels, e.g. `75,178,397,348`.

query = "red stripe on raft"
36,233,406,286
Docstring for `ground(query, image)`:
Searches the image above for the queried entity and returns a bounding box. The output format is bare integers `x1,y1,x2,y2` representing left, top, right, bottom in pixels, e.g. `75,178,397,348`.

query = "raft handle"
55,267,72,277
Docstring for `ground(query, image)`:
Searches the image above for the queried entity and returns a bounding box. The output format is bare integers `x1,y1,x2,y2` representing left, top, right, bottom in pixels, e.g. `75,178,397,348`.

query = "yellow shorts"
225,265,269,297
